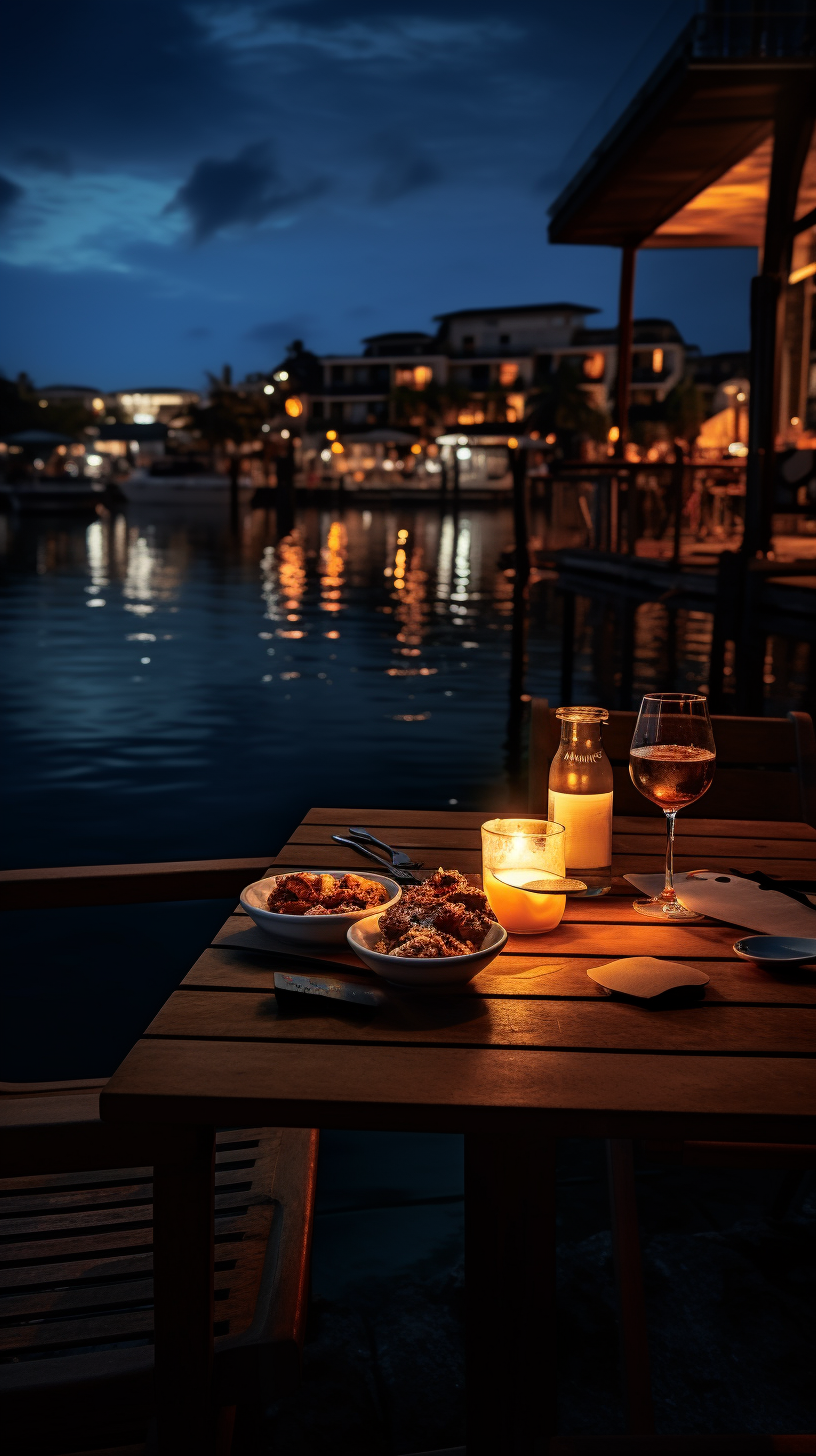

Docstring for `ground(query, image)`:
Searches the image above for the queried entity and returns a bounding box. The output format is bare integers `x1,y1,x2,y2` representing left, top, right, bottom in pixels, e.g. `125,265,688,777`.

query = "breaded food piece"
303,904,331,916
386,927,469,958
447,888,494,916
430,901,494,949
266,870,389,914
338,873,388,907
267,872,322,908
378,895,436,944
424,866,471,898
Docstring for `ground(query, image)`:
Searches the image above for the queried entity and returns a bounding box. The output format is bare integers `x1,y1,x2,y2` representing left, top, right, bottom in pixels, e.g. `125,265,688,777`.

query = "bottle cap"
555,706,608,722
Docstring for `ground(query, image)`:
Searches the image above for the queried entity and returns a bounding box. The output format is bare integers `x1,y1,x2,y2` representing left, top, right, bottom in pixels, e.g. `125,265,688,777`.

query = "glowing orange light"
410,443,422,454
545,432,556,445
652,348,664,374
508,437,518,449
582,353,605,380
285,396,303,418
789,261,816,285
499,362,519,387
330,441,344,454
326,429,337,441
608,426,620,443
791,416,800,426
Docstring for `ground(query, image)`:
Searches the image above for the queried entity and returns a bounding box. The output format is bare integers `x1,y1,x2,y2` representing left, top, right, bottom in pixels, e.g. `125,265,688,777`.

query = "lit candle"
481,819,566,935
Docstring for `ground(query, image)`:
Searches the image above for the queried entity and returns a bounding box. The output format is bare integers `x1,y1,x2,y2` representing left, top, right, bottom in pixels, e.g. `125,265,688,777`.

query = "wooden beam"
615,245,637,451
0,858,273,912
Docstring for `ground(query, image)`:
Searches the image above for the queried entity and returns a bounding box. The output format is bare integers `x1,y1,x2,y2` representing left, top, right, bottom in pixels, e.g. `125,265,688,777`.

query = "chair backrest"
529,700,816,824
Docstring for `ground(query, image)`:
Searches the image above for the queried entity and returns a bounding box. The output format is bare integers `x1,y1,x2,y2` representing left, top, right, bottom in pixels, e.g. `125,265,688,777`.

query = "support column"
615,244,637,456
744,76,816,558
465,1129,557,1456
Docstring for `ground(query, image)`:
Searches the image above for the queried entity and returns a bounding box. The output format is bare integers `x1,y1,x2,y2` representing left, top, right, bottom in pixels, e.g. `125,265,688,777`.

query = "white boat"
119,467,255,506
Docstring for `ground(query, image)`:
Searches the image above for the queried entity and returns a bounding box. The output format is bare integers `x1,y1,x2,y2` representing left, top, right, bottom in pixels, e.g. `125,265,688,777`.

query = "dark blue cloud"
167,142,327,242
16,147,72,176
0,175,24,223
370,137,441,203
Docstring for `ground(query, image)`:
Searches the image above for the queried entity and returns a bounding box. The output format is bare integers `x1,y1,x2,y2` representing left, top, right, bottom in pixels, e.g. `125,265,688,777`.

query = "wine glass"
629,693,716,920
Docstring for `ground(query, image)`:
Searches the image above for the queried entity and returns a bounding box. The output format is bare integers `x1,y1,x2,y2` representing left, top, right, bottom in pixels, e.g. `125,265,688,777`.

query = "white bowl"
347,914,508,986
240,871,401,948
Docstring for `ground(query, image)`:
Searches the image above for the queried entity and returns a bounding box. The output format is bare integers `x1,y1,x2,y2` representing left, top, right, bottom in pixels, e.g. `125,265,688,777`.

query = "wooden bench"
0,1077,317,1455
529,702,816,826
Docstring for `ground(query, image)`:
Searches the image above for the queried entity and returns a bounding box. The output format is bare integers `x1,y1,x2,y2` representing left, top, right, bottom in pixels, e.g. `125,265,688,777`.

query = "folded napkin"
588,956,710,999
625,871,816,936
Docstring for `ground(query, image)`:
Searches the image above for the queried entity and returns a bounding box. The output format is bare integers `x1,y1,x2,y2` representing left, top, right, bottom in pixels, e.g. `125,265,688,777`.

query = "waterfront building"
278,303,689,436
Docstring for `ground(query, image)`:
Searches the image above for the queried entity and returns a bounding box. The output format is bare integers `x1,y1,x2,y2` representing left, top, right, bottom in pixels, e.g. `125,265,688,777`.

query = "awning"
548,12,816,249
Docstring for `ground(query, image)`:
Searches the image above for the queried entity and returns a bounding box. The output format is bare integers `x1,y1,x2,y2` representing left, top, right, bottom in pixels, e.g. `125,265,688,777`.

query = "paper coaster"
587,956,710,999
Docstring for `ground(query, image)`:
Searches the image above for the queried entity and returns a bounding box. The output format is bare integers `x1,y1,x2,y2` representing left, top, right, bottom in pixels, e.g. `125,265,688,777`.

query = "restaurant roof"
548,7,816,249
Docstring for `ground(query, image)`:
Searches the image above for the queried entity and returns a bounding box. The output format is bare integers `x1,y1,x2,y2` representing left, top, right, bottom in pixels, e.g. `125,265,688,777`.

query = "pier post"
560,589,575,705
506,449,530,801
615,244,637,455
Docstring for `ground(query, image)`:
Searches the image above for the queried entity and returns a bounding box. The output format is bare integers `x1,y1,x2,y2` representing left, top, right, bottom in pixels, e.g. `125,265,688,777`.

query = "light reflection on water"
3,500,806,873
2,504,538,868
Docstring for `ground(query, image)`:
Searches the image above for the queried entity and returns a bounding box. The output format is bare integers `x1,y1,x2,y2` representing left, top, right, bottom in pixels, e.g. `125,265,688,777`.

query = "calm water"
0,499,724,871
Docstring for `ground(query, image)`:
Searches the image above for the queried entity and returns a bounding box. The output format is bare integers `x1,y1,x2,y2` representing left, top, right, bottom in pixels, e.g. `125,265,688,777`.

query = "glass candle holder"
481,818,566,934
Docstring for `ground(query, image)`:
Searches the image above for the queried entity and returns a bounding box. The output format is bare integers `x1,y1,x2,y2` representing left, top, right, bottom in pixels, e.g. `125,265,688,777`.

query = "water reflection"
1,499,811,869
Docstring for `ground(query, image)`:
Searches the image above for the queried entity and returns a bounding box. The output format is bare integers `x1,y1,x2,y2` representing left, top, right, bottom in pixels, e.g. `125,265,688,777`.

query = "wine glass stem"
662,810,678,903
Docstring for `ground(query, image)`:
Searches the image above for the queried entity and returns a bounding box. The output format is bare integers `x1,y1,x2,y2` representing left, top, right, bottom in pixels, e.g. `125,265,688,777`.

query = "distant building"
114,388,199,425
279,303,689,433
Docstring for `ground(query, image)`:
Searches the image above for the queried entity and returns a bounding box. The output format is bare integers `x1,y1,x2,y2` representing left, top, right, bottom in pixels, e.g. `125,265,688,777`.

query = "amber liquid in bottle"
547,707,613,896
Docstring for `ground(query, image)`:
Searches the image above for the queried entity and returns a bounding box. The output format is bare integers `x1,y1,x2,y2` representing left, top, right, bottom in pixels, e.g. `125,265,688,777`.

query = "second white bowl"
347,914,508,986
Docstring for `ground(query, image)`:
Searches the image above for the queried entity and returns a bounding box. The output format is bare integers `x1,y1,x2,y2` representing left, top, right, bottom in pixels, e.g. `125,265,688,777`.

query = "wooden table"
101,810,816,1455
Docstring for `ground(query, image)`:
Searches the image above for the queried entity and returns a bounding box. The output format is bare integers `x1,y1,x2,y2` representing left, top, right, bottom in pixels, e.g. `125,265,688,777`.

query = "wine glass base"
633,897,705,921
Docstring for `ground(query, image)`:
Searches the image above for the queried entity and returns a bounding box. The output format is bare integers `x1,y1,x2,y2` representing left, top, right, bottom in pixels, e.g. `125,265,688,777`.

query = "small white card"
587,956,710,999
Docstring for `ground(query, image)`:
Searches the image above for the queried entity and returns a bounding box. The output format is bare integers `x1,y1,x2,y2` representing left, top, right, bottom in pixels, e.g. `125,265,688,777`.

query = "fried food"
265,871,389,915
424,866,471,898
429,900,495,949
375,868,498,956
382,927,467,958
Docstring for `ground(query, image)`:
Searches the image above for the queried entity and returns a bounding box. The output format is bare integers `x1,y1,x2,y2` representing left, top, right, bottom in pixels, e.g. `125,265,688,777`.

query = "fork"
348,825,422,869
331,835,422,884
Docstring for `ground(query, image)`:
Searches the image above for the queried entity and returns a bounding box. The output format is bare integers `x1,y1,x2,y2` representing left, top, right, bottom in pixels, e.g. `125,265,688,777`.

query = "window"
462,334,475,351
652,348,664,375
330,401,344,421
395,366,432,389
499,334,510,346
470,364,490,388
311,400,325,419
582,353,606,380
331,365,345,384
499,361,519,387
353,366,369,386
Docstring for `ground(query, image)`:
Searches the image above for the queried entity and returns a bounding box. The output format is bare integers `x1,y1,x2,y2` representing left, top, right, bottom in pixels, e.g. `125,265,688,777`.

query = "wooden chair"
0,1078,318,1455
529,701,816,826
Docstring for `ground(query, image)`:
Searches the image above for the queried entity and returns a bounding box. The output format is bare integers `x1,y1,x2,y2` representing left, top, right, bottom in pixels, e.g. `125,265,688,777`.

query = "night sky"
1,0,757,389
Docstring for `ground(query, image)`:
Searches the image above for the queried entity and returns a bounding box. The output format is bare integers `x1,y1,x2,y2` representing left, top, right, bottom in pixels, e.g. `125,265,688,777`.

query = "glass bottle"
547,706,613,896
